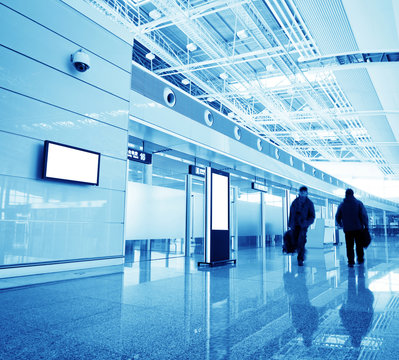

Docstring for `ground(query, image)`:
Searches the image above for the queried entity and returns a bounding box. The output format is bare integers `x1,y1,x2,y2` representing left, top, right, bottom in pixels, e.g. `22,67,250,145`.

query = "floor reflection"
340,266,374,347
125,238,185,264
284,267,319,347
4,237,399,359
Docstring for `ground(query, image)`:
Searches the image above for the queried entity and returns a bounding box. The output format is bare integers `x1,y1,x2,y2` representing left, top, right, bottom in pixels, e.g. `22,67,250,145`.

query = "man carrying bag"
335,189,369,267
288,186,315,266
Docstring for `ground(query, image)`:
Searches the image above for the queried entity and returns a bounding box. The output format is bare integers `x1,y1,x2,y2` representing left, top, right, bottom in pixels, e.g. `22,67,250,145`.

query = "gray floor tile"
1,238,399,359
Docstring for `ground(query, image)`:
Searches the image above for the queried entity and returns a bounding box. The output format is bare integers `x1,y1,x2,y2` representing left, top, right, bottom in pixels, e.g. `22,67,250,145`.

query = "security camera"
71,50,90,72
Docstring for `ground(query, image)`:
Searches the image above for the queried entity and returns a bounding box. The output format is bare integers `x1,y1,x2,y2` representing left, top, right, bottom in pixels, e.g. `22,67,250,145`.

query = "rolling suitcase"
283,229,296,253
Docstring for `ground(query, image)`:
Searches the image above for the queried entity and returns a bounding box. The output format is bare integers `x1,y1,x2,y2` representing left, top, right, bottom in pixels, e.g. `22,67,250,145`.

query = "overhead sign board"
252,182,268,193
189,165,206,177
128,148,152,164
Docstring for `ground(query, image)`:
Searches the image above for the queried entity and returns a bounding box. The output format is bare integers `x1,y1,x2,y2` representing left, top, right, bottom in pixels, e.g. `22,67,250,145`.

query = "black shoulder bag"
359,203,371,249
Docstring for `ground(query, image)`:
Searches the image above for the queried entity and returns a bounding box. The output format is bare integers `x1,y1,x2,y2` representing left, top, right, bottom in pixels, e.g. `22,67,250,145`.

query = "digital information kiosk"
198,167,236,267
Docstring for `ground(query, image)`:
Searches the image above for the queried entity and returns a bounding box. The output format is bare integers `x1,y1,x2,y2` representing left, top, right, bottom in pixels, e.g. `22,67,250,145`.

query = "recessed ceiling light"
145,52,155,60
228,112,235,118
207,96,215,102
266,64,275,72
237,30,248,39
186,43,197,52
220,72,228,80
181,78,190,85
149,9,161,20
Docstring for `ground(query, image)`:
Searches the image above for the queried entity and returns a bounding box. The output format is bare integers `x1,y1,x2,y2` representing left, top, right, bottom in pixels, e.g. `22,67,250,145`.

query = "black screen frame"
43,140,101,186
209,168,230,262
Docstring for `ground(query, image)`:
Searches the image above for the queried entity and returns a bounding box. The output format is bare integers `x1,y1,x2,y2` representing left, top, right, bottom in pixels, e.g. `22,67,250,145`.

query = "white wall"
0,0,132,267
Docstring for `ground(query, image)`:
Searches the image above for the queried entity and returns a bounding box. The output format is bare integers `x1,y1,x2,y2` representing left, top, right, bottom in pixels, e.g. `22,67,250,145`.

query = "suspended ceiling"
87,0,399,183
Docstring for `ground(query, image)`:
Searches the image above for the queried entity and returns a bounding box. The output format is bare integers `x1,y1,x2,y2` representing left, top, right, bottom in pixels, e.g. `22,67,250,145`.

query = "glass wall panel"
125,144,192,263
236,189,261,249
0,177,124,266
263,193,284,246
125,182,185,262
190,178,205,256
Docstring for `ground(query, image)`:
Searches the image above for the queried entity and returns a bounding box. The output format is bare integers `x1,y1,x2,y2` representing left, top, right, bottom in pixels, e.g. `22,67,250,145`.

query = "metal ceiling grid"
86,0,399,180
293,0,358,56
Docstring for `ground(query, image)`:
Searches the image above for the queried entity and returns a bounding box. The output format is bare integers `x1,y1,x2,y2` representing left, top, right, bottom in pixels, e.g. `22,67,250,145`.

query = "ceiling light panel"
237,30,248,39
146,52,155,60
149,9,161,20
186,43,197,51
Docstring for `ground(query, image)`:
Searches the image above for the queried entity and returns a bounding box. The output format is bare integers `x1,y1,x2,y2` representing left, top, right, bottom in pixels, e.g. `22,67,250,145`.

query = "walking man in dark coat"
288,186,315,266
335,188,369,267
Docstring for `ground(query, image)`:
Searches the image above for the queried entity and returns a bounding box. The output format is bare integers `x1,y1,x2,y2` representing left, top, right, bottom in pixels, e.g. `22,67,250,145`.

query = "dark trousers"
293,226,307,262
344,230,364,264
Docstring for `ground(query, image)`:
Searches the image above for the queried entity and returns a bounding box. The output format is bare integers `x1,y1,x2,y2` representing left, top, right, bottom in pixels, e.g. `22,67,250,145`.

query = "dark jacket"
288,197,315,229
335,196,368,232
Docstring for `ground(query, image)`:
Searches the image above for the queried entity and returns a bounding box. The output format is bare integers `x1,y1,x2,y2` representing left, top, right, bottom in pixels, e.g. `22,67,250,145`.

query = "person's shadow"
339,267,374,347
283,268,319,347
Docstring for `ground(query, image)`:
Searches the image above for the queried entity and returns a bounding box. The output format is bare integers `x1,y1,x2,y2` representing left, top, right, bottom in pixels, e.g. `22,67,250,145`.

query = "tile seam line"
0,220,125,224
0,128,127,162
0,87,129,134
0,44,130,103
59,0,133,48
0,2,132,73
0,271,127,292
0,255,125,271
0,171,127,192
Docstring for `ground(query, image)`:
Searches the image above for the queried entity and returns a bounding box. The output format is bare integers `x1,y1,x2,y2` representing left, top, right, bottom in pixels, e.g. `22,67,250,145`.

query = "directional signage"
251,182,268,193
127,148,152,164
189,165,206,177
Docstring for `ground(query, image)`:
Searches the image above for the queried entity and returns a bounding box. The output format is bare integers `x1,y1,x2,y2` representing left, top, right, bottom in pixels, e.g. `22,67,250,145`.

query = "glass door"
230,186,238,258
185,175,205,258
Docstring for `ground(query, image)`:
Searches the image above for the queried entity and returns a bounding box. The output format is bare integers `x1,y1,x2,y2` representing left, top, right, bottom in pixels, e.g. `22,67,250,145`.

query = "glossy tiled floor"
1,237,399,359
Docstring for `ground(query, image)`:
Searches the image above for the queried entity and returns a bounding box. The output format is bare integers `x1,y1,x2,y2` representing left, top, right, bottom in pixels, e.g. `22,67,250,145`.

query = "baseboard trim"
0,257,124,279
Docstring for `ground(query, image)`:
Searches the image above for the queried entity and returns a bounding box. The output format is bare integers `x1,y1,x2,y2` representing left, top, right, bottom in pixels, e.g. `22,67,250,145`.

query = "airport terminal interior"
1,0,399,359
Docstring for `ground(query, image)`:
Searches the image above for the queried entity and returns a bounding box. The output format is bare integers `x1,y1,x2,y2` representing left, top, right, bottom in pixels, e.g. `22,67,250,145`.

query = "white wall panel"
0,0,131,269
0,132,126,191
0,176,125,223
0,133,43,180
0,89,127,159
0,221,124,265
0,5,130,100
1,0,132,71
99,156,127,191
0,47,129,130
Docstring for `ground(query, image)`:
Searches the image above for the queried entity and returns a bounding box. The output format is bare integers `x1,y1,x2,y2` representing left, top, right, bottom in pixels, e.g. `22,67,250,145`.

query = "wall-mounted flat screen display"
211,172,229,230
43,141,100,185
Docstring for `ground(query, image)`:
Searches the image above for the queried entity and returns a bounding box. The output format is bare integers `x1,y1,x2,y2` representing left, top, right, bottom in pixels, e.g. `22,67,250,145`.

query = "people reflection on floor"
283,268,319,347
339,267,374,347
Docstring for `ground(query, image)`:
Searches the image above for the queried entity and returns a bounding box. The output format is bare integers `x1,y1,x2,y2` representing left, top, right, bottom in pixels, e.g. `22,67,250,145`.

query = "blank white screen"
211,173,228,230
45,143,99,184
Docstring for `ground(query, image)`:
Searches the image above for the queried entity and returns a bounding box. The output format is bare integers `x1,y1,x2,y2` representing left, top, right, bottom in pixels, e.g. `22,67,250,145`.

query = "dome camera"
71,49,90,72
